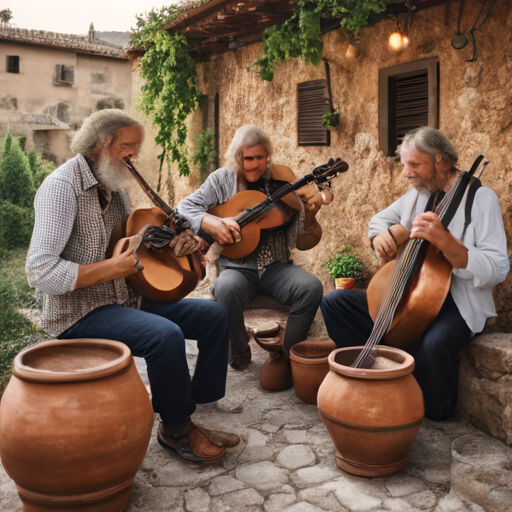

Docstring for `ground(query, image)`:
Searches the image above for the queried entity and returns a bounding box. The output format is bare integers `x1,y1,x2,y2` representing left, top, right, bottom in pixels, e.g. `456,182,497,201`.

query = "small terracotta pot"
317,346,424,478
346,43,360,59
0,339,154,511
290,338,337,405
335,277,355,290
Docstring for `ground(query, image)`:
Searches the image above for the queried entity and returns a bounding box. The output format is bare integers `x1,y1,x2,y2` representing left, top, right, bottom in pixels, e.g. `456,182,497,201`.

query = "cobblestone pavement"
0,339,488,512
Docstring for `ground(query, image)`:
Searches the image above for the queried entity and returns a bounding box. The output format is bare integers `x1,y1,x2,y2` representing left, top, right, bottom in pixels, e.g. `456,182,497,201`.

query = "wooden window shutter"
55,65,75,85
379,59,438,156
298,79,330,146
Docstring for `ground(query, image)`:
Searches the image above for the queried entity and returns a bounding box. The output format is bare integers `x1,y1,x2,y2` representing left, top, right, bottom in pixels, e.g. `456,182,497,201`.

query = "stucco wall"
164,1,512,330
0,41,131,165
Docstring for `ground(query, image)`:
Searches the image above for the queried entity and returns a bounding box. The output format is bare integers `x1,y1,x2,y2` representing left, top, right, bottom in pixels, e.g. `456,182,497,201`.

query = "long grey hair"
225,125,273,180
396,126,458,166
70,109,143,158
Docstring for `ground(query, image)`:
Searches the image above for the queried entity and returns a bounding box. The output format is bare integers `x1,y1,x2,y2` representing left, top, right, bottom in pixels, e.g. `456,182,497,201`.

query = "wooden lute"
209,158,349,259
107,158,204,304
354,156,487,369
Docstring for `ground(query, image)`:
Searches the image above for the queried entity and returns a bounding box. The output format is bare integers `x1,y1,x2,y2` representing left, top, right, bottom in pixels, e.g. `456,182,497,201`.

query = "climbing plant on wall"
130,3,208,182
256,0,386,81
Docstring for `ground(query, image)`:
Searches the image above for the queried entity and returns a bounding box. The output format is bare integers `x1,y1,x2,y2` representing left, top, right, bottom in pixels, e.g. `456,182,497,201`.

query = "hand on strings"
297,183,324,213
169,229,201,257
372,232,397,263
201,215,242,245
410,212,451,250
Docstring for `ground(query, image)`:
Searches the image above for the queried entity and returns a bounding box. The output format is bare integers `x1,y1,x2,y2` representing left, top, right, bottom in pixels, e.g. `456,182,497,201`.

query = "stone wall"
159,1,512,329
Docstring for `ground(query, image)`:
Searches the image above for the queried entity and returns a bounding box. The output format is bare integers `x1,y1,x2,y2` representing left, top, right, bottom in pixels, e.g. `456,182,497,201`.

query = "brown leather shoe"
229,345,252,371
157,420,225,464
259,351,293,391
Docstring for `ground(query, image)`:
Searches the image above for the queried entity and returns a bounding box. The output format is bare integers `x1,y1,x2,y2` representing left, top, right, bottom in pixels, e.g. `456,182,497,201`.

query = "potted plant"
324,245,363,290
322,110,340,130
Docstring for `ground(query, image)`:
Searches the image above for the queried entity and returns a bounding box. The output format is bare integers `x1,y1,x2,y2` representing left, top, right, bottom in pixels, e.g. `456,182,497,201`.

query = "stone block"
235,461,289,491
458,333,512,446
184,488,210,512
276,445,316,470
450,432,512,512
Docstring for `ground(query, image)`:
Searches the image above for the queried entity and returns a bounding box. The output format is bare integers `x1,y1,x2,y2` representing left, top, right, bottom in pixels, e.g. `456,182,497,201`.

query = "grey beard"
95,156,134,193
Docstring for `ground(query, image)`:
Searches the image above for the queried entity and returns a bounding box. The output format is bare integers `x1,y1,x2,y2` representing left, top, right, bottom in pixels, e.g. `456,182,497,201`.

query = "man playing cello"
321,127,509,420
178,125,332,390
26,109,239,464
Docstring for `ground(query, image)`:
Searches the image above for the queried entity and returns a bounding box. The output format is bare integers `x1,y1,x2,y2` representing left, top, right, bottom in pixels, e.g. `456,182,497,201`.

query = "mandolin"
209,158,349,259
107,158,204,304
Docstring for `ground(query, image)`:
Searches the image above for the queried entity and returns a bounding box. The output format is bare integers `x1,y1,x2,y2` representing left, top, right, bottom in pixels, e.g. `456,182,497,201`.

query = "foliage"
2,131,14,160
324,245,363,279
0,135,35,208
256,0,386,81
0,248,40,380
26,147,56,190
130,3,208,180
322,110,340,130
192,129,216,182
0,8,13,23
96,96,125,111
0,201,34,250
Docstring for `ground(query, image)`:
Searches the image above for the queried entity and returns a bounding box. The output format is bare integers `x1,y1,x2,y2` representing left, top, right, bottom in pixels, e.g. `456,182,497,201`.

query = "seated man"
321,127,509,420
26,109,238,464
178,125,330,390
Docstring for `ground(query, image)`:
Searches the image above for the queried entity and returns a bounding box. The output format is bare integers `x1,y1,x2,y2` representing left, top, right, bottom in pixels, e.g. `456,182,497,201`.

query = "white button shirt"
368,186,509,333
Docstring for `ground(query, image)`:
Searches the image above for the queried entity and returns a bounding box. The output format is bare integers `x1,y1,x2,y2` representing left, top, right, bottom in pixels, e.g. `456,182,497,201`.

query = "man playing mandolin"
178,125,333,390
321,127,509,421
26,109,240,464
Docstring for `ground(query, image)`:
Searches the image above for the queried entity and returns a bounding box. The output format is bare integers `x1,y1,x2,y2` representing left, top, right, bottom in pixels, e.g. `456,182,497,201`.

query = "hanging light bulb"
389,32,403,50
402,34,410,48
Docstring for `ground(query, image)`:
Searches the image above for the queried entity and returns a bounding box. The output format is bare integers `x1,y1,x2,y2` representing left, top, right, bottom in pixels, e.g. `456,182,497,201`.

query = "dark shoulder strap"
462,177,482,238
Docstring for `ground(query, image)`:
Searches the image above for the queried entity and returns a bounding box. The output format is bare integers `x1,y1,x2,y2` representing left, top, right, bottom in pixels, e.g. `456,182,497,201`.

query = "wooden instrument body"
366,241,453,347
209,190,294,259
109,207,204,304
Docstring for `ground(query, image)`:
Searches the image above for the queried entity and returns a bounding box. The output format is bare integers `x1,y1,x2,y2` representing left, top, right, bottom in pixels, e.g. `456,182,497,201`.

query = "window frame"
7,56,20,74
379,58,439,156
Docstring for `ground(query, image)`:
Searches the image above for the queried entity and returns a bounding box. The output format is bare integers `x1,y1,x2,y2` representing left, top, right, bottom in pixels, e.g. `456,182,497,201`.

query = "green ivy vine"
130,3,208,181
192,129,217,182
256,0,386,81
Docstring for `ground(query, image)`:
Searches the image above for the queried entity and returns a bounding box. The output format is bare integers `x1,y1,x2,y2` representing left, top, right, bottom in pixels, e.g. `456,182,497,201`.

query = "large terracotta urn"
0,339,154,511
290,338,337,405
317,346,424,478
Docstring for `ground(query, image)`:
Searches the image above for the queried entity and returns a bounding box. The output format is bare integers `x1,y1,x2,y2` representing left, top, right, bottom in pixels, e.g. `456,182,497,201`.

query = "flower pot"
317,346,424,478
0,339,154,511
335,277,355,290
290,338,337,405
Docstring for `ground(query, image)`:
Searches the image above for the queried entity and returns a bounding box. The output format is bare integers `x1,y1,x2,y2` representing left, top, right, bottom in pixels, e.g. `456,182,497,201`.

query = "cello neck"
123,157,174,217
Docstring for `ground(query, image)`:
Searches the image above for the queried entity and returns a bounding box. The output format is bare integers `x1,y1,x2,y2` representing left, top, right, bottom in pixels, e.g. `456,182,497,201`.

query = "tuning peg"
328,158,334,166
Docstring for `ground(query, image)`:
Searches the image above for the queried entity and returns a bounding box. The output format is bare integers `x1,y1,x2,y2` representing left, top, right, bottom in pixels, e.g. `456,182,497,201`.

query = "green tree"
193,129,216,182
0,201,34,250
0,8,13,23
0,137,35,208
26,147,55,190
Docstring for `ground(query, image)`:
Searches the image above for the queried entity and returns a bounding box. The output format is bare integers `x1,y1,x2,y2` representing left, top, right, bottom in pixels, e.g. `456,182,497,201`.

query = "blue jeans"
59,299,229,423
320,290,473,421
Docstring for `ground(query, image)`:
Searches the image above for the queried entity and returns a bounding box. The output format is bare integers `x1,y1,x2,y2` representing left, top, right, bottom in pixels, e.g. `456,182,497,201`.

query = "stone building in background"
0,23,132,165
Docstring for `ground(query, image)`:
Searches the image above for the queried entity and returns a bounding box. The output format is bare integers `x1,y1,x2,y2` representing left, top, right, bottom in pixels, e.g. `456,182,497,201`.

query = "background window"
7,56,19,73
379,59,439,156
55,65,75,85
298,79,330,146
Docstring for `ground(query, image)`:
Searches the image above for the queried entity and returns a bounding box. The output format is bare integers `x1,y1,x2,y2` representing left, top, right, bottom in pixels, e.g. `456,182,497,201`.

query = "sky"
2,0,180,34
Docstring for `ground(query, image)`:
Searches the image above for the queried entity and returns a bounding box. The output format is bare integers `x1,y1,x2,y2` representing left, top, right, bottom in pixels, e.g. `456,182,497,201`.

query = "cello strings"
353,174,465,368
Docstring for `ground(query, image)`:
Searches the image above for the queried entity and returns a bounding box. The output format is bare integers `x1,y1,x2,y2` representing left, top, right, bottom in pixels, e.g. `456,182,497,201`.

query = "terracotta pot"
345,43,360,59
290,338,337,405
317,346,424,478
0,339,154,511
335,277,355,290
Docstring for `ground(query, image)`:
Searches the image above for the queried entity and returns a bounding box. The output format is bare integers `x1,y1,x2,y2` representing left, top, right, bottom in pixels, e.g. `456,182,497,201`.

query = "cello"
107,158,204,304
354,156,488,368
208,158,349,259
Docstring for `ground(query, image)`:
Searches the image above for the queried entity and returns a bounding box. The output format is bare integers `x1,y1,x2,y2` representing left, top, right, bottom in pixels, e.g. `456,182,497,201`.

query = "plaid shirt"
26,154,137,337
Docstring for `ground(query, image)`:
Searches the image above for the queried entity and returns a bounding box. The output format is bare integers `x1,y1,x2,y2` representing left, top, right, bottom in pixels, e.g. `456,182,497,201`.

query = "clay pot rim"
328,346,415,380
13,339,132,383
290,338,337,361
